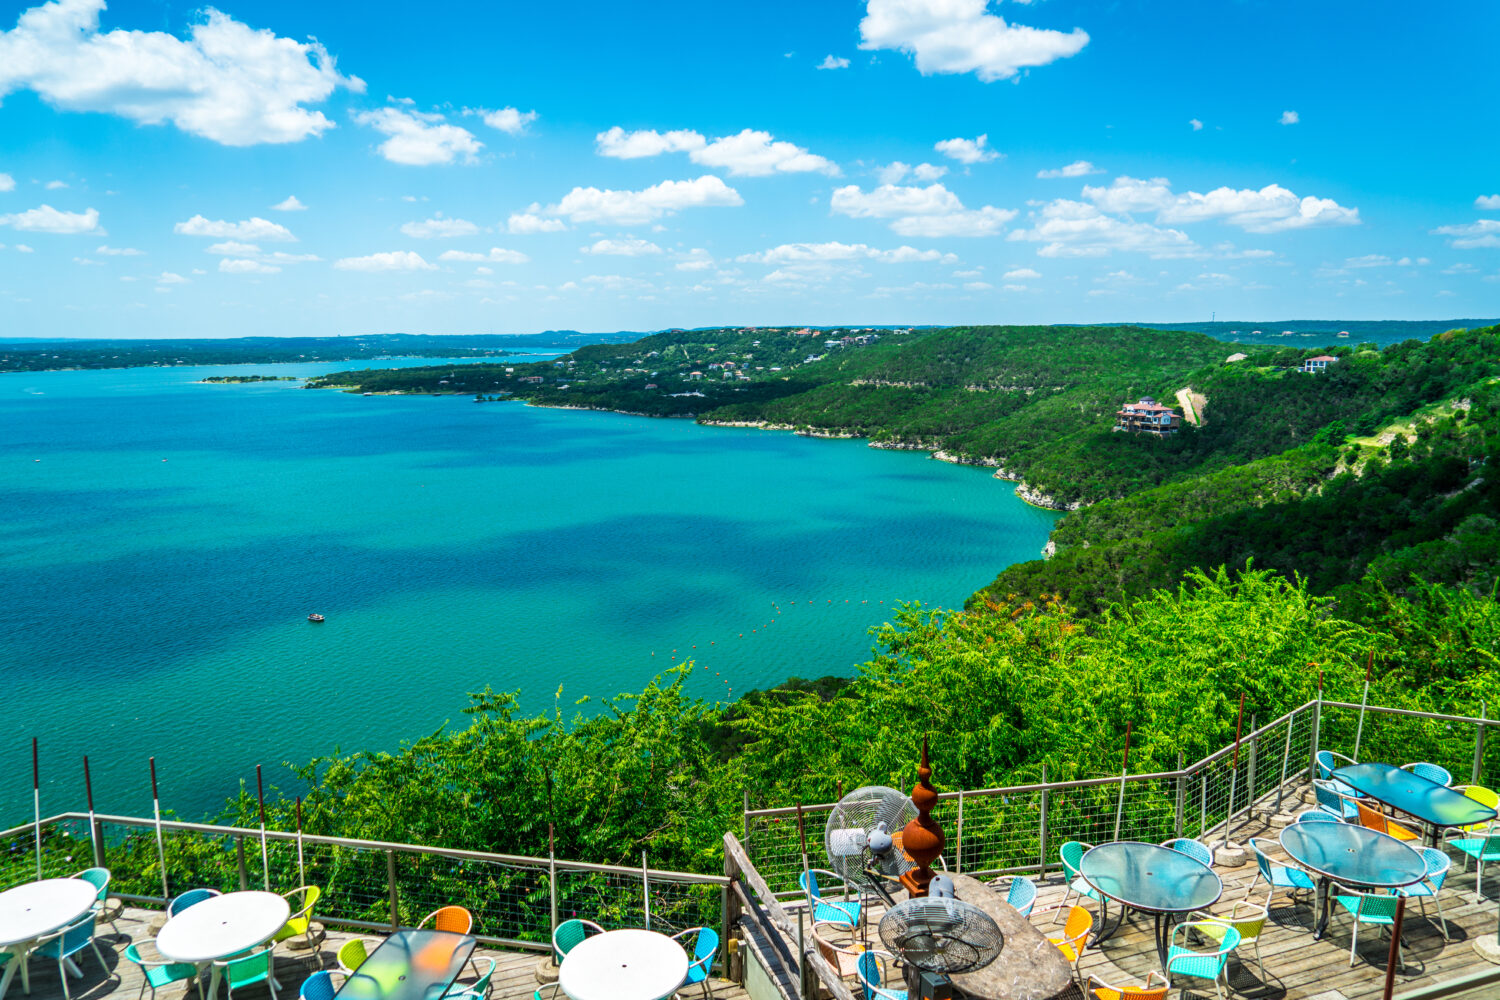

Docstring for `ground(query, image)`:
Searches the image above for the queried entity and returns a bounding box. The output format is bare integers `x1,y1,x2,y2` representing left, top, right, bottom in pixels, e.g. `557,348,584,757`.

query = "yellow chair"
1190,902,1268,980
336,938,372,977
1037,904,1093,980
273,886,322,951
1086,971,1168,1000
1357,800,1421,842
1453,785,1500,834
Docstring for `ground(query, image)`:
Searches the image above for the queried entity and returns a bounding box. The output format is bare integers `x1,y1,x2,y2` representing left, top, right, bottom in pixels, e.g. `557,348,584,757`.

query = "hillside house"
1300,355,1338,374
687,371,703,380
1115,398,1182,436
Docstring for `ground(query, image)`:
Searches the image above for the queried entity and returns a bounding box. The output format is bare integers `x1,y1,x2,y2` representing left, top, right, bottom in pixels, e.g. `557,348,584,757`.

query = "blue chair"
1167,921,1240,1000
1295,809,1341,824
36,913,107,1000
1247,837,1315,909
671,926,720,997
125,940,201,1000
443,957,495,1000
299,971,336,1000
995,875,1036,917
1161,838,1213,867
1316,749,1357,781
73,867,123,936
799,870,860,930
855,950,906,1000
1403,762,1453,786
550,918,603,964
1332,884,1404,968
1056,841,1103,920
215,945,279,1000
1313,779,1360,821
1397,846,1452,940
168,888,222,917
1447,828,1500,894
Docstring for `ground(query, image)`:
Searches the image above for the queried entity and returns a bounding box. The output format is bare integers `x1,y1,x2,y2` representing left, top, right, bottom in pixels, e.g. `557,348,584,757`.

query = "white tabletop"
156,891,290,964
559,929,688,1000
0,879,98,948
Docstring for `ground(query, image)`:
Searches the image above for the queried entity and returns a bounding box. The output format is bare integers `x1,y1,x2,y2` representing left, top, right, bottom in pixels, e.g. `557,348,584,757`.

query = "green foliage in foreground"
201,568,1500,879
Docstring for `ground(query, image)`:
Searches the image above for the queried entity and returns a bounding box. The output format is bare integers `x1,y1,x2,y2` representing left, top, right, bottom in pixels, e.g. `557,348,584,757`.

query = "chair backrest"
469,957,496,994
1356,799,1390,834
693,927,719,965
1214,926,1242,961
1062,905,1093,944
299,970,336,1000
1316,750,1336,779
220,946,273,985
1109,977,1169,1000
425,906,473,934
336,938,368,971
1312,779,1347,814
1418,846,1451,889
1459,784,1500,811
168,888,221,917
1405,762,1453,786
50,913,96,956
1059,841,1089,879
73,868,110,900
1162,839,1213,867
1005,876,1037,915
1345,888,1400,920
856,951,893,1000
810,923,858,977
1296,809,1339,824
1222,902,1267,940
799,869,821,902
1247,838,1277,881
552,919,596,961
285,885,321,918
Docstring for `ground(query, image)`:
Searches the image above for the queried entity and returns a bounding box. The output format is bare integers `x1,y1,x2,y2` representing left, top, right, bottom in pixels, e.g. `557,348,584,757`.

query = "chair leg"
1435,890,1450,940
90,941,106,972
1349,920,1360,967
59,957,73,1000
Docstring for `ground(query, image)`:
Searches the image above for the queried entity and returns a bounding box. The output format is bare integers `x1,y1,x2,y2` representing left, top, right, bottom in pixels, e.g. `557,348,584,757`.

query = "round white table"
558,929,688,1000
157,891,290,999
0,879,99,1000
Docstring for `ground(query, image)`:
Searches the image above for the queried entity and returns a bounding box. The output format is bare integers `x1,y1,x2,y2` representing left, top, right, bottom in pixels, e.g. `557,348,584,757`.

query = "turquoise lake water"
0,360,1058,822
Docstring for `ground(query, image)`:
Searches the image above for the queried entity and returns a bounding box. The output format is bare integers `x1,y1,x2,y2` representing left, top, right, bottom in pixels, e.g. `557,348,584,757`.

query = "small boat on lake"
307,613,325,623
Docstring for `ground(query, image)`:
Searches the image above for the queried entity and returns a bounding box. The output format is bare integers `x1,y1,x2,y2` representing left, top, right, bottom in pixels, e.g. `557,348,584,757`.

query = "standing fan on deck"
823,786,918,904
879,895,1004,976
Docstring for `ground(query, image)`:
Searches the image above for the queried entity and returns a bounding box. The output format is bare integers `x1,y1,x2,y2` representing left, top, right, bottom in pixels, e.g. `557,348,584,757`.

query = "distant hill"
1125,319,1500,349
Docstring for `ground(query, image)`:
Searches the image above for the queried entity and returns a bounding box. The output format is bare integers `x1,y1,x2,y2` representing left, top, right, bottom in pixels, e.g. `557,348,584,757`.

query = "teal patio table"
1079,842,1221,972
1279,822,1425,940
1334,762,1495,845
334,930,477,1000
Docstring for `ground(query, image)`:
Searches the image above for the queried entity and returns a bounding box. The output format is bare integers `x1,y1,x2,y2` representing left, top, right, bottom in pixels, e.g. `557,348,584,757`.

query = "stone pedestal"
1268,811,1296,828
1474,935,1500,965
1213,841,1247,867
535,957,560,985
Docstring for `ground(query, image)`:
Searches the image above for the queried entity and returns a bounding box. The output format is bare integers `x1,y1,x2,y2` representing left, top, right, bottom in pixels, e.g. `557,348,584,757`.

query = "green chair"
1056,841,1103,921
215,945,279,1000
1166,921,1240,1000
272,886,322,951
36,913,108,1000
336,938,372,976
1447,827,1500,894
532,987,562,1000
73,867,124,936
126,940,202,1000
551,918,603,964
443,957,495,999
1332,884,1404,968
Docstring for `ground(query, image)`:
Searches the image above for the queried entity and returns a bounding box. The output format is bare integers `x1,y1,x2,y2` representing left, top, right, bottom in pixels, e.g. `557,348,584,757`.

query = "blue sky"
0,0,1496,338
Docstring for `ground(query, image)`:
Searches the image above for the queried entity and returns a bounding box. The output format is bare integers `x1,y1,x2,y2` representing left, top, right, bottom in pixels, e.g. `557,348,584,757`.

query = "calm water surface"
0,359,1057,820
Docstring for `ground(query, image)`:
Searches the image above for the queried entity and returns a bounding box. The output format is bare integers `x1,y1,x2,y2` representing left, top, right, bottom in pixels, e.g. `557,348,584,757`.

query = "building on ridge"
1300,354,1338,374
1115,398,1182,436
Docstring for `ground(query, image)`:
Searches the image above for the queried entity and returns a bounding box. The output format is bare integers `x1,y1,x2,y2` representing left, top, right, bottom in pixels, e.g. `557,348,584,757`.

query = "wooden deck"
17,907,744,1000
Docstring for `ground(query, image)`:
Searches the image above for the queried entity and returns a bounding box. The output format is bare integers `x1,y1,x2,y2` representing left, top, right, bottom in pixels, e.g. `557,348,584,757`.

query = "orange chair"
419,907,478,976
1356,800,1421,842
1086,971,1169,1000
1036,904,1093,981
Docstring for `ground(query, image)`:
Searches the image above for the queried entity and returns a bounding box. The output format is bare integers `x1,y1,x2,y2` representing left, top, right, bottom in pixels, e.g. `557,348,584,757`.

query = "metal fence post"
1246,715,1258,821
1038,764,1049,873
1275,709,1296,814
91,818,105,869
387,850,399,930
742,789,750,844
548,826,559,935
1310,696,1323,780
955,790,964,874
235,836,249,891
642,851,651,930
1474,702,1488,786
1174,754,1186,840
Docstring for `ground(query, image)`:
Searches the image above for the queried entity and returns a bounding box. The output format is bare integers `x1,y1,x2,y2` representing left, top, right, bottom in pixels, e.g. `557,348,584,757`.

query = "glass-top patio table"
334,930,477,1000
1334,762,1496,844
1079,842,1222,972
1279,822,1426,939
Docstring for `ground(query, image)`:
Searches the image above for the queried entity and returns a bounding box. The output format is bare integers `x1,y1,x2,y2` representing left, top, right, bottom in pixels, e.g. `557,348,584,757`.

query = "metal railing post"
387,850,399,930
1174,754,1186,840
548,826,558,936
742,789,750,844
1275,709,1295,813
642,851,651,930
91,818,105,869
1474,702,1488,786
1037,765,1049,873
955,790,964,874
1310,696,1323,780
1246,715,1258,822
235,836,249,891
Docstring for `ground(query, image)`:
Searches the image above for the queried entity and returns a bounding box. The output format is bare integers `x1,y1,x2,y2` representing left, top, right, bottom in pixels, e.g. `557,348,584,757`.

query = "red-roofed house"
1300,355,1338,374
1115,398,1182,436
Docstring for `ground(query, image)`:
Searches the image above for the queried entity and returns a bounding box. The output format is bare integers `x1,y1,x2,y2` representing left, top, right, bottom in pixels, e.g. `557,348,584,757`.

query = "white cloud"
830,182,1015,237
1189,118,1203,131
1003,267,1041,279
44,179,67,190
818,55,850,70
478,106,538,134
206,240,262,255
1345,254,1393,268
219,258,279,274
1433,219,1500,249
334,250,436,272
935,134,1000,164
354,106,481,166
0,204,101,234
14,243,32,252
272,196,306,212
548,176,743,226
1008,199,1197,257
95,244,143,256
506,208,567,234
877,161,948,184
676,248,715,271
1476,195,1500,211
436,247,529,264
1037,160,1101,179
738,241,955,266
1279,110,1299,125
582,238,663,256
0,0,362,145
175,215,295,241
0,173,13,191
1081,176,1359,234
596,127,705,159
156,271,187,284
595,126,837,176
1081,176,1176,214
964,281,993,291
858,0,1089,82
399,216,480,239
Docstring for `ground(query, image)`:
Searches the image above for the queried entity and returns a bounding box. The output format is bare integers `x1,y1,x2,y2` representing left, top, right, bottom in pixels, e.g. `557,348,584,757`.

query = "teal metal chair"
671,926,720,998
1403,762,1453,786
36,913,108,1000
1246,837,1315,909
1056,841,1103,921
1332,884,1405,968
550,918,604,964
299,971,336,1000
215,944,279,1000
1313,779,1360,821
855,950,907,1000
1295,809,1341,824
1316,749,1357,781
531,988,561,1000
168,888,222,917
1161,838,1213,868
799,870,861,930
994,875,1036,917
442,957,495,999
1447,827,1500,894
1166,921,1240,1000
73,867,123,936
125,940,201,1000
1397,846,1452,940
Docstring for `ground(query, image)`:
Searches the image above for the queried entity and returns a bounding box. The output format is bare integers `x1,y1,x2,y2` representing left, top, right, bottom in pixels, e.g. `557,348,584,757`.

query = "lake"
0,359,1058,822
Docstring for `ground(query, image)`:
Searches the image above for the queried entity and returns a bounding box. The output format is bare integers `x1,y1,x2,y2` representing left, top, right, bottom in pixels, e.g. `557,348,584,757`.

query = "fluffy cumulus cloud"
859,0,1089,83
1189,118,1204,131
1476,195,1500,211
399,215,480,239
436,247,529,264
1279,110,1300,125
595,127,837,176
1003,267,1041,279
544,176,743,226
271,196,305,212
334,250,436,272
0,173,13,191
581,238,663,256
1008,200,1197,258
219,258,279,274
1433,219,1500,249
738,241,956,266
506,207,567,234
175,215,295,241
477,106,537,134
830,182,1015,237
0,0,362,145
205,241,319,269
1080,176,1360,234
0,204,101,233
935,134,1000,164
818,55,850,70
95,244,143,255
354,105,481,166
877,162,948,185
1037,160,1101,179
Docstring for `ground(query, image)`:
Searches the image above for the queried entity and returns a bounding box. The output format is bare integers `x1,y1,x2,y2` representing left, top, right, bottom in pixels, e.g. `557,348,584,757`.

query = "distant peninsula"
198,374,300,383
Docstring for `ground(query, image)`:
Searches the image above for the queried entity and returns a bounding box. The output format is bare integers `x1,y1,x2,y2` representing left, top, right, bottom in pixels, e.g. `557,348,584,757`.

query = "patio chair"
1451,785,1500,834
443,957,496,1000
335,937,373,976
1188,902,1268,980
1397,846,1452,940
125,939,201,1000
1313,778,1360,821
1331,884,1403,968
1246,837,1315,911
168,887,222,917
1036,903,1093,981
1295,809,1341,824
1166,921,1240,1000
1085,971,1169,1000
1402,762,1453,786
1056,841,1103,921
35,912,108,1000
670,926,719,998
72,867,123,936
1447,826,1500,895
855,950,907,1000
810,921,862,981
1356,799,1420,842
1316,749,1358,781
551,918,604,964
298,971,336,1000
419,908,479,977
215,945,280,1000
273,886,322,952
1161,838,1213,868
992,874,1036,917
799,869,861,931
531,988,562,1000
